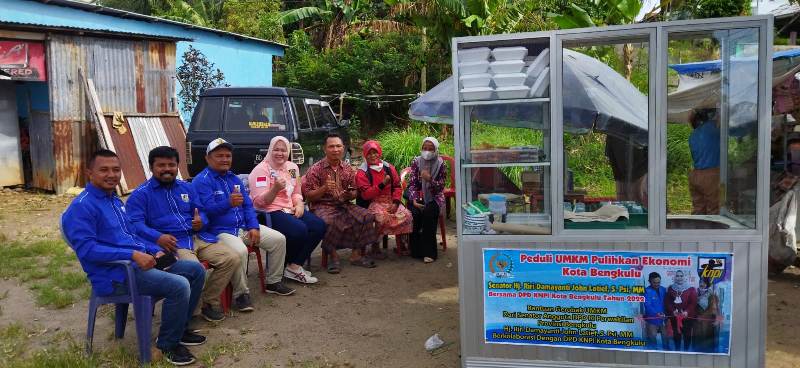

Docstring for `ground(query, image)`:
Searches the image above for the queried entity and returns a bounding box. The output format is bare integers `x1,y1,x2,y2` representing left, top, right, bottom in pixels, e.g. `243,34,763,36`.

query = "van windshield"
225,97,288,131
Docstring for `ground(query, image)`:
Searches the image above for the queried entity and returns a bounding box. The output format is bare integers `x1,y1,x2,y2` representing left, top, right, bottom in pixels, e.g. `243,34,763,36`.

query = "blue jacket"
643,285,667,325
689,121,720,170
191,167,259,236
61,183,162,296
126,177,217,251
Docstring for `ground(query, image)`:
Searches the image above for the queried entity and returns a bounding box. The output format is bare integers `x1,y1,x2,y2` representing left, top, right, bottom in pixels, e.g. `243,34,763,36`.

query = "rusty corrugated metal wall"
161,116,189,179
29,111,54,191
41,34,176,193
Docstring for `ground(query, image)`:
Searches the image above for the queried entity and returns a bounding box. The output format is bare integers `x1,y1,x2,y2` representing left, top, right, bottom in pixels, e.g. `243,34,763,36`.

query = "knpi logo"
697,257,727,284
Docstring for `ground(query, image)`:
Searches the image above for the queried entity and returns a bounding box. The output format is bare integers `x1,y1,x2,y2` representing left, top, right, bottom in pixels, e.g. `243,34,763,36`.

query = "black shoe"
201,305,224,322
180,330,207,346
265,282,295,296
162,345,196,366
235,293,255,312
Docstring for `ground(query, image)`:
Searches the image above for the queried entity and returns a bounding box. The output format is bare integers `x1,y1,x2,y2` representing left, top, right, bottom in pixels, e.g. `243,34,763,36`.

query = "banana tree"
548,0,644,80
386,0,538,50
281,0,409,49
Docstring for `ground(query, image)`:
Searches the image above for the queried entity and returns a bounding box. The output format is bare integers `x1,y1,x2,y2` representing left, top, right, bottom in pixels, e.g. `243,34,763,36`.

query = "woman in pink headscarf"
249,136,326,284
356,140,413,258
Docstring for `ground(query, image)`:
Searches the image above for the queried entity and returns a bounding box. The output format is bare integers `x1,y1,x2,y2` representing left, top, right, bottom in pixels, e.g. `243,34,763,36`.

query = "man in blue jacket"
127,146,240,323
642,271,668,350
193,138,293,311
62,150,206,366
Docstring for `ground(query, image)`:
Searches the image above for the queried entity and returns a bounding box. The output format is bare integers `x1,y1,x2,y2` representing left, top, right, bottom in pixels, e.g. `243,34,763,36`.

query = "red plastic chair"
199,261,234,314
247,245,268,293
400,167,447,251
441,155,456,220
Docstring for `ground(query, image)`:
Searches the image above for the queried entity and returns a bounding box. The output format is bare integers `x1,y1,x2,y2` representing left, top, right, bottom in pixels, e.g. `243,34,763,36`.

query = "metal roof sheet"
0,20,188,41
24,0,286,48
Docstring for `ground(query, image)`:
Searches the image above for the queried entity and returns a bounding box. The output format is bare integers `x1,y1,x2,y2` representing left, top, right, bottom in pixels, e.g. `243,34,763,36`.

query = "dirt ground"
0,189,798,367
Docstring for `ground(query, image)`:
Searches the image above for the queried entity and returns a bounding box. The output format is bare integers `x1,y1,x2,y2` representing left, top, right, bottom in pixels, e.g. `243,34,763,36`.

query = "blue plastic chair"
86,260,155,364
60,227,155,364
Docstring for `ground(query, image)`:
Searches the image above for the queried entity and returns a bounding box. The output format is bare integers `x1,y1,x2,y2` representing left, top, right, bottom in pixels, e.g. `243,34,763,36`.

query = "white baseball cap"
206,138,234,154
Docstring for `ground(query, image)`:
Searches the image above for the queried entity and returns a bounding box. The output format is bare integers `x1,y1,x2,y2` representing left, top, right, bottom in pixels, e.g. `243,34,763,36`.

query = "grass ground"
0,239,89,309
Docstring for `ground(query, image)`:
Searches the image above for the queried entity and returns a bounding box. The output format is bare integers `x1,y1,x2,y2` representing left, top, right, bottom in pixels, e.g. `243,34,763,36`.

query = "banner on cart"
483,249,732,355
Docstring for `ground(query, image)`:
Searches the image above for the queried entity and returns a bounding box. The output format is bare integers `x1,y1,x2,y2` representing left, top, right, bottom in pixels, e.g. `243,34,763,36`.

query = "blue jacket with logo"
61,183,162,296
126,177,217,251
643,285,667,325
191,167,259,236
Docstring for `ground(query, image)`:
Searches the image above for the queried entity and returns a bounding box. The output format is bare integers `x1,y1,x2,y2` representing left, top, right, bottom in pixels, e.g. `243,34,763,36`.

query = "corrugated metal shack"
1,0,286,194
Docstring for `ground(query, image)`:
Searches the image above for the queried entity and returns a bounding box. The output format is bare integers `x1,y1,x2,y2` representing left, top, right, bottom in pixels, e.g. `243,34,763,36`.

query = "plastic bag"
425,333,444,351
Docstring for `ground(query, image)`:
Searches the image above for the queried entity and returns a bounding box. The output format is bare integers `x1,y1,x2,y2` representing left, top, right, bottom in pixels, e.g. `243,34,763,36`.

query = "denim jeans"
112,260,205,350
269,210,326,266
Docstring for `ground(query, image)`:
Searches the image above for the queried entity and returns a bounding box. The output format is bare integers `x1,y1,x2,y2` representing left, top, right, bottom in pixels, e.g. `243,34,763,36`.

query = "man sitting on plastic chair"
62,149,206,366
126,146,240,323
192,138,294,306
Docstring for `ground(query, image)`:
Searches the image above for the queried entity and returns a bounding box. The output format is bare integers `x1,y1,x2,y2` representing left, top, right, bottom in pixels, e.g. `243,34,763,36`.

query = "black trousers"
409,201,439,260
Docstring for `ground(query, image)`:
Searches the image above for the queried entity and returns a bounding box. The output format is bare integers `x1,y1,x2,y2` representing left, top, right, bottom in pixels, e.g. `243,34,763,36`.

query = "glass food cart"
452,16,772,368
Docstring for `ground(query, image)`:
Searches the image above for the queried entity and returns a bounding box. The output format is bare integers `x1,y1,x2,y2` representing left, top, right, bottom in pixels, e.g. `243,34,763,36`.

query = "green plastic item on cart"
464,200,490,215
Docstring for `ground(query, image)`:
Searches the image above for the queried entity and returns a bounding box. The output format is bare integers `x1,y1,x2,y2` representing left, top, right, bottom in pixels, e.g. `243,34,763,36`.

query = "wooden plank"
81,68,129,194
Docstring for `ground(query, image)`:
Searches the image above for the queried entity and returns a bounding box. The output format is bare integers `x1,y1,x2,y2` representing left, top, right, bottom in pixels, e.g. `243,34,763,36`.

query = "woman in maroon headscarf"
356,140,413,258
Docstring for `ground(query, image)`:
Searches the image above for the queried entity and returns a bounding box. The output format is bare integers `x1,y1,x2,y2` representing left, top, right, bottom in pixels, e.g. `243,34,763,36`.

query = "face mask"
369,163,384,171
421,151,435,160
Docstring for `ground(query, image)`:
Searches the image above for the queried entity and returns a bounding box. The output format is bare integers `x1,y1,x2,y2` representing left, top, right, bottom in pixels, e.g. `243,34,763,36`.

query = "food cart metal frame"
452,15,773,368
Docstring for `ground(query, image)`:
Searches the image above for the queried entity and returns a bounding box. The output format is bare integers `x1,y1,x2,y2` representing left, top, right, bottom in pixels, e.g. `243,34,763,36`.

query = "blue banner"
483,249,732,354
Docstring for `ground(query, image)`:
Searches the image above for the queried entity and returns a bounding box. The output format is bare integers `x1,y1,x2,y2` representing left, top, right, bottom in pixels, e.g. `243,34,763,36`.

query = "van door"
298,98,332,170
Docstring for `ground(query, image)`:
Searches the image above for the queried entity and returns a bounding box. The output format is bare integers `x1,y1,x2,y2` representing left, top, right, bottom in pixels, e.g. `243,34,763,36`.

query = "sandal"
350,257,377,268
327,260,341,274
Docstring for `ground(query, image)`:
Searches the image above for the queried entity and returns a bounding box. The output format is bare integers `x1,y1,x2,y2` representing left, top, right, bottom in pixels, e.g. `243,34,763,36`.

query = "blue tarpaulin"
669,48,800,75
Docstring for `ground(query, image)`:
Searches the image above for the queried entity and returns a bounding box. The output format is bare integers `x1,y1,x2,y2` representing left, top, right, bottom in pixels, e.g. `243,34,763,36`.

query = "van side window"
293,98,312,130
309,104,326,128
192,97,223,131
224,97,288,131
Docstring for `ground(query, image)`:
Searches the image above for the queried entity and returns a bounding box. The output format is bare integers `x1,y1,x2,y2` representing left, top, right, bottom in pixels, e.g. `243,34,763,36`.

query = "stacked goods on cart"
457,46,551,101
470,142,542,163
458,47,493,101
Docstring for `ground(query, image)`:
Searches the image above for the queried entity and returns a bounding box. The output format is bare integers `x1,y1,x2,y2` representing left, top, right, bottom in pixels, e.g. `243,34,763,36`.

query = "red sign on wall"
0,41,46,81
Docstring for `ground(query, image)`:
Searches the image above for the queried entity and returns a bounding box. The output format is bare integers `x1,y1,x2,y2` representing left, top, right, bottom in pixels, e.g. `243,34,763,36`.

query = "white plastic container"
459,61,490,75
492,73,526,87
491,46,528,61
460,73,492,88
489,60,525,74
496,85,531,99
460,87,494,101
525,48,550,85
458,47,491,62
530,67,550,98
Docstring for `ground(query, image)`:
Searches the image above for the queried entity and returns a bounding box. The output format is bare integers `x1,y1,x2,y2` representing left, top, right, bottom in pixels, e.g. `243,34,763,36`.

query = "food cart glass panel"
561,36,650,230
665,28,760,230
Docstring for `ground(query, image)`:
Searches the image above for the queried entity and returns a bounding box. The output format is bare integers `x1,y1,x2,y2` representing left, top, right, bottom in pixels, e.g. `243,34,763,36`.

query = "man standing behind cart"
688,108,721,215
641,272,668,350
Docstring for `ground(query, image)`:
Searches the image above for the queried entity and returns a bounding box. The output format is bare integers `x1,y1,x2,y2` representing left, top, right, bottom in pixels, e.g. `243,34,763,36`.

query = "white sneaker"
299,266,312,277
284,267,318,284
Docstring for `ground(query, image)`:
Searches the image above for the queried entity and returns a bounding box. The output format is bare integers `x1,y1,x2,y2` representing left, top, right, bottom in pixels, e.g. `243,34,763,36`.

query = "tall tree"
549,0,643,79
221,0,285,44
